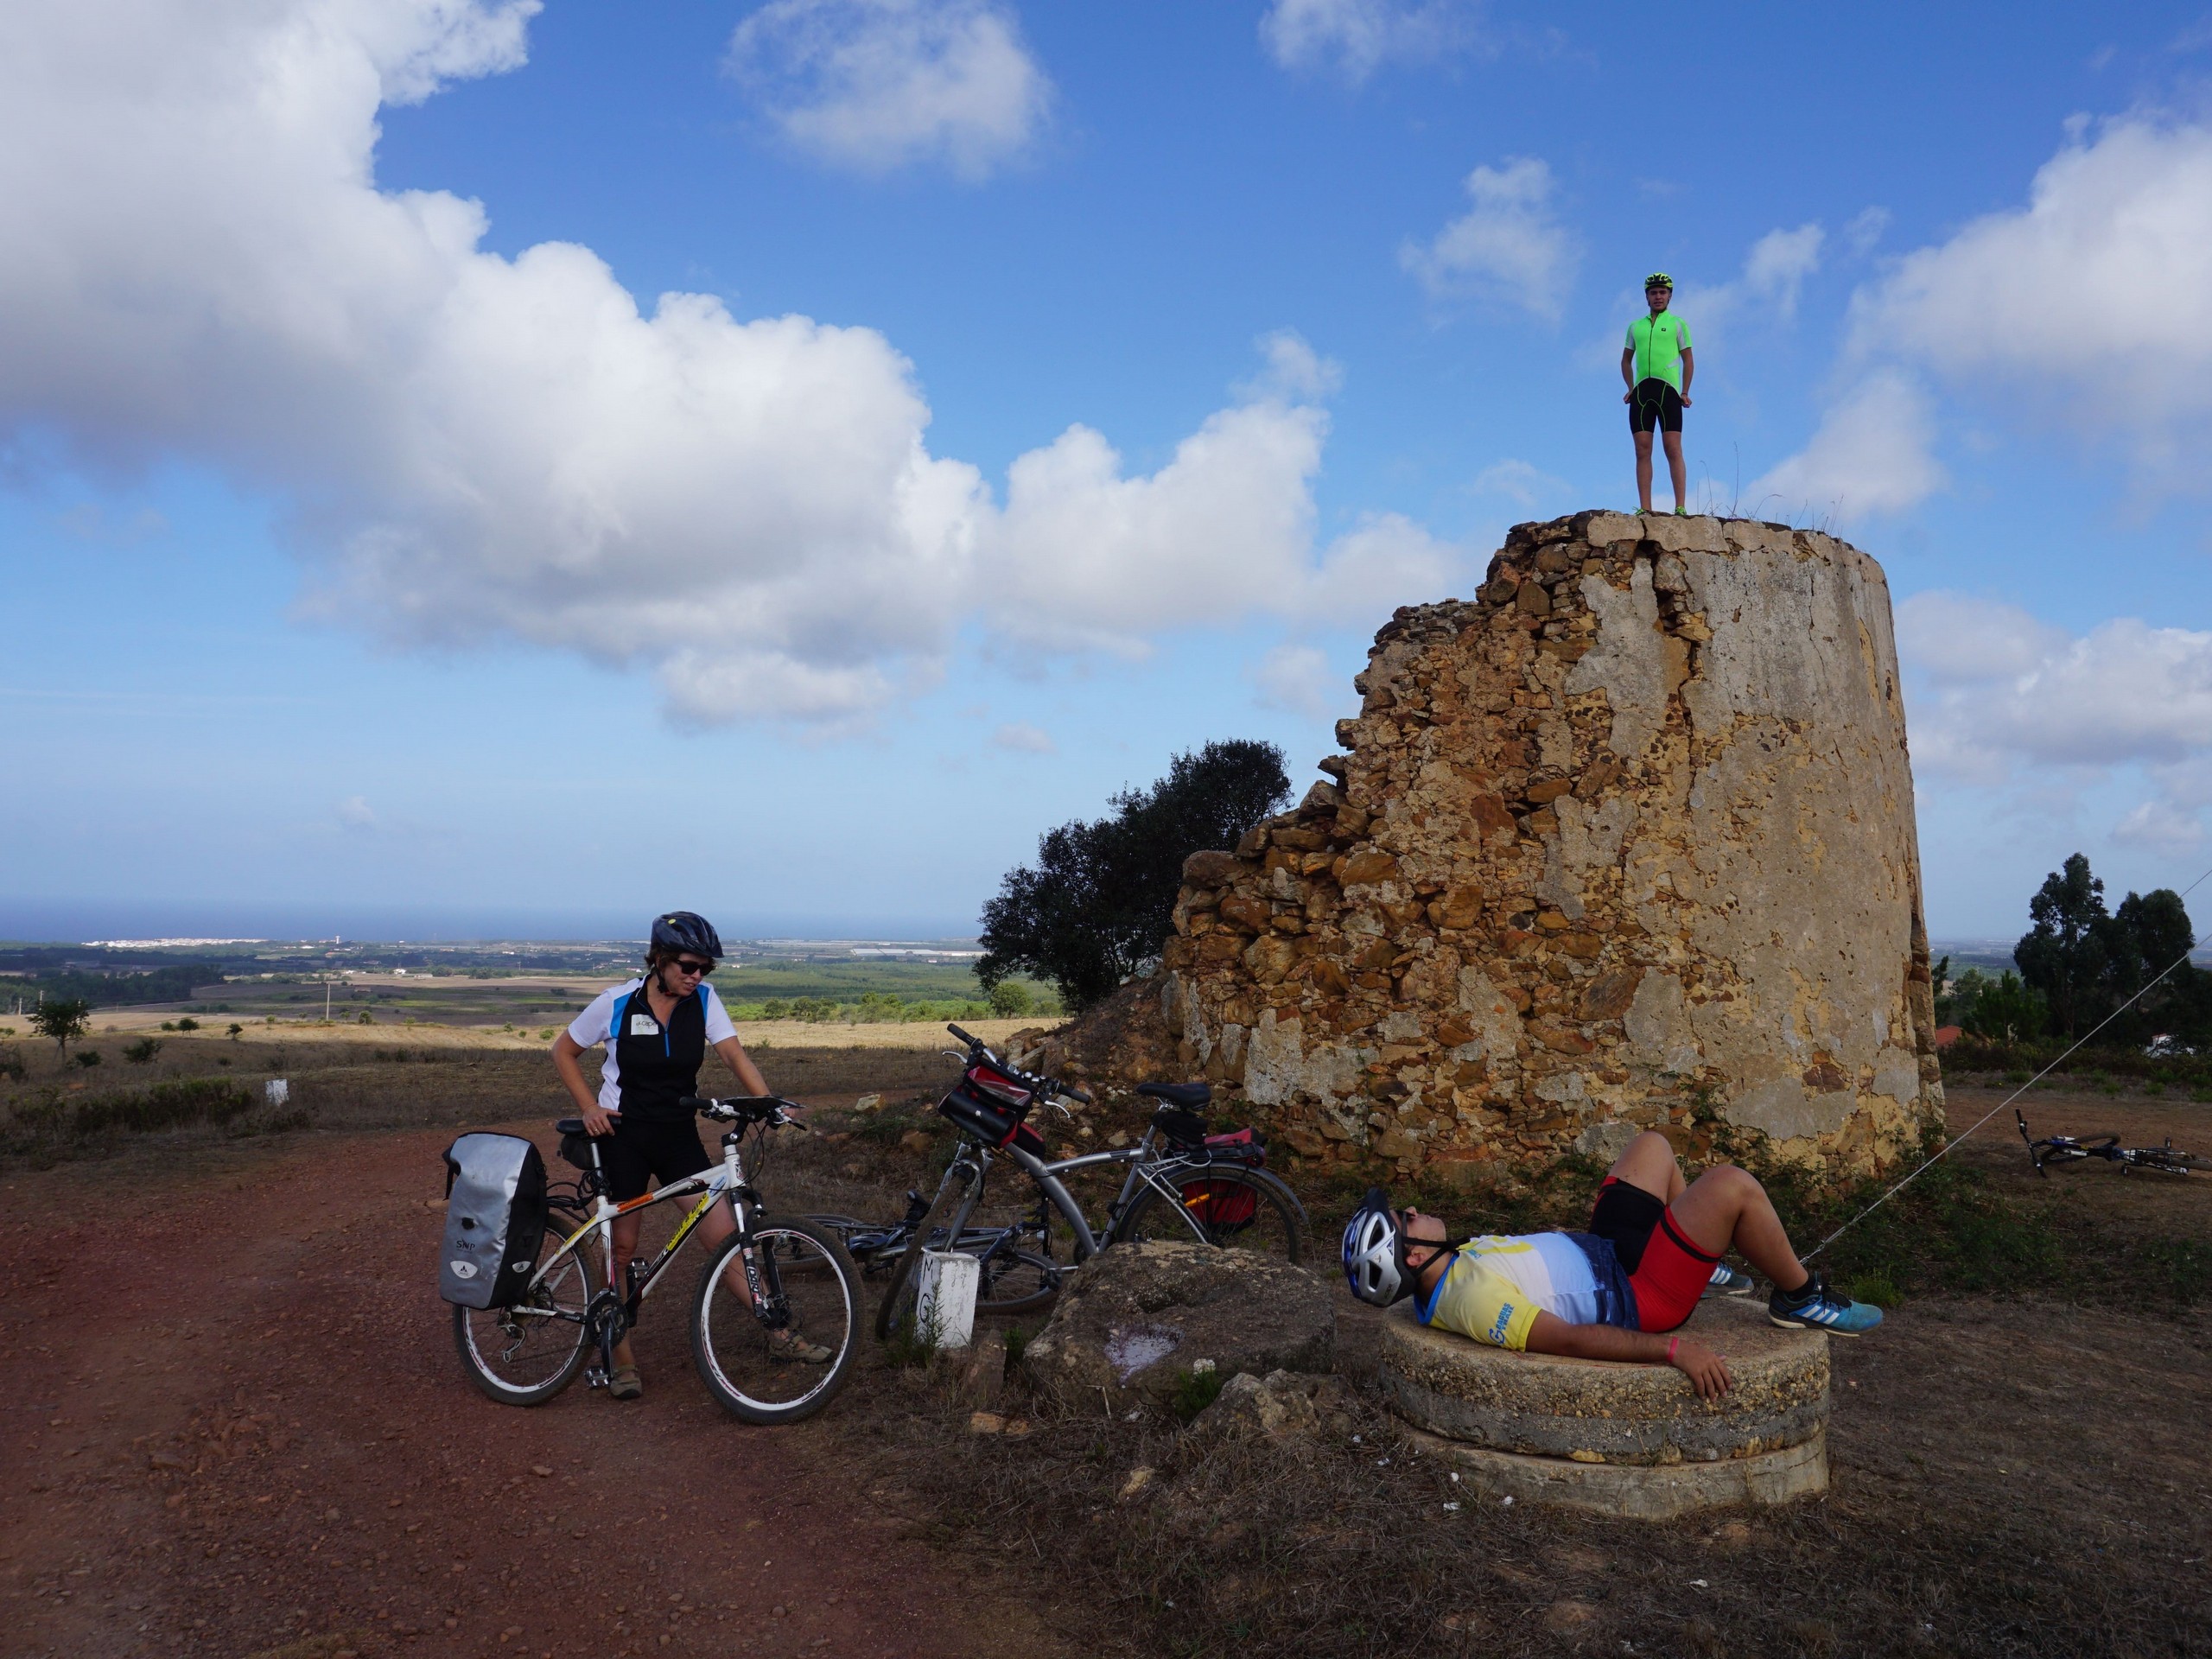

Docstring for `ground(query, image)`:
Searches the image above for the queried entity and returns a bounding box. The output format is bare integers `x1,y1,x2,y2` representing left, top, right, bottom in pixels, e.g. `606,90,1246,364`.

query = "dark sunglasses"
667,957,715,977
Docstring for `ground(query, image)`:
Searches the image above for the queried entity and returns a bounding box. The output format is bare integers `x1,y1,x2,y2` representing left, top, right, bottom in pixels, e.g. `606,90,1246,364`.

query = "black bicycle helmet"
649,911,722,962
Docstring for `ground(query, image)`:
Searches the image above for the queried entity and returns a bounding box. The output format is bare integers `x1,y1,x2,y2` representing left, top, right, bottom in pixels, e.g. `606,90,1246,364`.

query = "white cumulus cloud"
1745,371,1945,524
725,0,1052,179
1251,644,1338,719
1760,117,2212,518
0,3,1436,728
1852,116,2212,489
1401,157,1577,321
1672,222,1824,339
1260,0,1480,83
1897,592,2212,848
1470,458,1565,509
990,721,1054,754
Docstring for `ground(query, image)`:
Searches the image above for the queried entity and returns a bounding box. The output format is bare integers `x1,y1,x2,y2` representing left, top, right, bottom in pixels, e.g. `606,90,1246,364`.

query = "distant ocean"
0,898,978,946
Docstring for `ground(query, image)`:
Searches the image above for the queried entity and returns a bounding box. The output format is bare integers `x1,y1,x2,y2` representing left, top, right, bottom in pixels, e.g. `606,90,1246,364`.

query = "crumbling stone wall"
1154,510,1942,1179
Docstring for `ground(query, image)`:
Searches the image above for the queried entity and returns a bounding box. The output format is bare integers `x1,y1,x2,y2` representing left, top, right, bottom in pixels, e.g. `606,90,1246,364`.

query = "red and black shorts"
1628,378,1684,435
1589,1177,1717,1333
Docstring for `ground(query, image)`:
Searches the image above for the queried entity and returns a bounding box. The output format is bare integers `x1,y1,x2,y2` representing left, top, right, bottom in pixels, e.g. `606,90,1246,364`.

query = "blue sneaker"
1769,1269,1884,1335
1704,1262,1755,1298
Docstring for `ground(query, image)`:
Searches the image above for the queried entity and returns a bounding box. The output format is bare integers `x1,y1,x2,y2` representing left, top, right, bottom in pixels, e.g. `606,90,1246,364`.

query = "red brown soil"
0,1122,1081,1659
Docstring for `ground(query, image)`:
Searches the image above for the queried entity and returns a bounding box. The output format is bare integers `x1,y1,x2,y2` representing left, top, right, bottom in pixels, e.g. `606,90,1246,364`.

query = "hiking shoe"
1769,1269,1883,1335
607,1364,643,1401
768,1330,834,1365
1704,1262,1756,1297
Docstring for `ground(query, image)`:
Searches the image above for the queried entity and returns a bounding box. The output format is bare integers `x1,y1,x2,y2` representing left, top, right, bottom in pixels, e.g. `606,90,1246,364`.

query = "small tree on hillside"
31,998,92,1055
2014,854,2111,1037
979,740,1292,1010
2013,853,2205,1043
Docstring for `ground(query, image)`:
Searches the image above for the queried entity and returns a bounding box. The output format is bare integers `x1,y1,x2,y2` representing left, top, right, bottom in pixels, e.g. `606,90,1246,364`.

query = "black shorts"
598,1116,713,1202
1628,378,1683,435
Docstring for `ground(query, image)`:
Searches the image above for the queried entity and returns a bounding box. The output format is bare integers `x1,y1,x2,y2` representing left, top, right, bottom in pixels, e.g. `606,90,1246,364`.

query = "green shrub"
1843,1270,1902,1309
1171,1363,1226,1422
123,1037,162,1065
73,1050,103,1069
175,1017,199,1032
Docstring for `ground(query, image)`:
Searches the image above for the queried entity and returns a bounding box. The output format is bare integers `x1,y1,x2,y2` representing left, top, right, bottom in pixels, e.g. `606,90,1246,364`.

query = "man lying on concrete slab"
1342,1132,1882,1400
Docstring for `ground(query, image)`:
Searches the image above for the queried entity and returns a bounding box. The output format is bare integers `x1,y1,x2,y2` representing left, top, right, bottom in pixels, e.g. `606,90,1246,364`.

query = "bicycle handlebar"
944,1022,1090,1109
679,1094,810,1131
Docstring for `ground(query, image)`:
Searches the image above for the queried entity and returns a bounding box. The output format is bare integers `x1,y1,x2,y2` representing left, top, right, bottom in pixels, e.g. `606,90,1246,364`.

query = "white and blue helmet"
1342,1187,1414,1306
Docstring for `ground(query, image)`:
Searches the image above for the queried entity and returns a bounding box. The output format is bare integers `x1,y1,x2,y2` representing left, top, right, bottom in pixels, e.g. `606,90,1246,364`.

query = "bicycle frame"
938,1122,1293,1261
528,1127,768,1338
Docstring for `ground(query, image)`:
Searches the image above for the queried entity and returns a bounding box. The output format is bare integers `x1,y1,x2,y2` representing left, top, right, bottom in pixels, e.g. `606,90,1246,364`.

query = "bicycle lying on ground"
855,1025,1307,1340
2017,1109,2209,1179
451,1096,861,1423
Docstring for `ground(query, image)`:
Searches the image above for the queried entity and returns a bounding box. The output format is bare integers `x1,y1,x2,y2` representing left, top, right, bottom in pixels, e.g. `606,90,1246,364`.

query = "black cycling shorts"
597,1116,713,1202
1628,378,1684,435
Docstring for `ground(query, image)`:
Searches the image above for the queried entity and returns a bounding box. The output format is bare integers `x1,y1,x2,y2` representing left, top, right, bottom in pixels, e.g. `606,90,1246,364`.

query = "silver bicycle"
874,1026,1306,1339
451,1096,861,1424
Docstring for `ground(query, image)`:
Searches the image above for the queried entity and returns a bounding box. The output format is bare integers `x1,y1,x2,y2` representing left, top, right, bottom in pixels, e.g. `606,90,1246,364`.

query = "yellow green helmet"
1644,271,1674,290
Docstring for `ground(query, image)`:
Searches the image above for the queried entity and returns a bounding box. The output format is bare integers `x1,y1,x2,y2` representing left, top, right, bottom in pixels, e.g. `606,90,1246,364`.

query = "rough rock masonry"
1154,510,1944,1179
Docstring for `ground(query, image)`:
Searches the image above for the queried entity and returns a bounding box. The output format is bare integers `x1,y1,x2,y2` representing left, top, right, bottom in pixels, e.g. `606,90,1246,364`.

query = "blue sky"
3,0,2211,943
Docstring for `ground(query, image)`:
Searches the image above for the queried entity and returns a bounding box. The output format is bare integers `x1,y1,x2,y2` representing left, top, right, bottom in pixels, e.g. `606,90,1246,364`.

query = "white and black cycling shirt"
566,977,738,1123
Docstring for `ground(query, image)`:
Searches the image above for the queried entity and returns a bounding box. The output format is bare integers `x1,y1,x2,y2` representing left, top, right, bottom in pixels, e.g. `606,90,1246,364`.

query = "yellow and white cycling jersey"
1416,1232,1630,1351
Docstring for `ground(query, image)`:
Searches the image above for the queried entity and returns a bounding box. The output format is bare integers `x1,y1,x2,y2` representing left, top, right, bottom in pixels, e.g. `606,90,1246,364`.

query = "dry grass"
880,1300,2211,1659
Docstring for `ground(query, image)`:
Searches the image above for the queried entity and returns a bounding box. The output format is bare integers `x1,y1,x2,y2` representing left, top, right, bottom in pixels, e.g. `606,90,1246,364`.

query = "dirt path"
0,1126,1078,1659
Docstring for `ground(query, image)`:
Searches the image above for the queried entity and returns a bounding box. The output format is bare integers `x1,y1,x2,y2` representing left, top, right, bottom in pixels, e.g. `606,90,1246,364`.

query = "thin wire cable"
1802,861,2212,1262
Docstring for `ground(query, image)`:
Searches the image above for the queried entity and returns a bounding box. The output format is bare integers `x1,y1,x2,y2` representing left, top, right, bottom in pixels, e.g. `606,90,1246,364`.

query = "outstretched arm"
714,1034,772,1099
1523,1311,1733,1399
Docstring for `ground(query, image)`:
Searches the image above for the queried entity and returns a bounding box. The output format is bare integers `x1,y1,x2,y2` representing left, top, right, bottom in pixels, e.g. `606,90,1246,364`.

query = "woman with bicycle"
553,911,826,1399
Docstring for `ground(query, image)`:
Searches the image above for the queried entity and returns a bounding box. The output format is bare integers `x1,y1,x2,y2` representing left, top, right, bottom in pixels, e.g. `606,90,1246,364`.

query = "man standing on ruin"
1623,273,1694,514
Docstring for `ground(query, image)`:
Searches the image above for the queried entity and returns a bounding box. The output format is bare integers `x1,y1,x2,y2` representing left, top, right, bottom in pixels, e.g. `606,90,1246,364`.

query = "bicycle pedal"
585,1367,609,1389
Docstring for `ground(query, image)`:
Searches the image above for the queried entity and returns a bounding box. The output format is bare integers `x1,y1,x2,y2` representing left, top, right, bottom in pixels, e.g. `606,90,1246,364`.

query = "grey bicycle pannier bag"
440,1134,549,1309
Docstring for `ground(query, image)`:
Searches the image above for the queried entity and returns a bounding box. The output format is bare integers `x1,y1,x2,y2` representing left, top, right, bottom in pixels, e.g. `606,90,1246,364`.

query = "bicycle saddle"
1138,1081,1211,1108
554,1117,588,1136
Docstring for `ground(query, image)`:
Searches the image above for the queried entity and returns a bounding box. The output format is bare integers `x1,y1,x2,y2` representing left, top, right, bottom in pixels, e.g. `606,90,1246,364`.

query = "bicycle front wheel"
874,1160,977,1340
1112,1166,1304,1263
691,1216,860,1425
451,1219,598,1406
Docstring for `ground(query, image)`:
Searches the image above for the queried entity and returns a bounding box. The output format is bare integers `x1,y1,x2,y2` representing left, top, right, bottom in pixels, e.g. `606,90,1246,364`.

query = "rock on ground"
1193,1370,1359,1442
1020,1240,1332,1408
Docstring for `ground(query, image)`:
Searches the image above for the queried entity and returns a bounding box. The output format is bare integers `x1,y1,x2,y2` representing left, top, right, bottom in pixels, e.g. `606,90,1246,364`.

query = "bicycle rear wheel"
691,1217,860,1425
1112,1166,1303,1263
451,1217,598,1406
974,1242,1063,1316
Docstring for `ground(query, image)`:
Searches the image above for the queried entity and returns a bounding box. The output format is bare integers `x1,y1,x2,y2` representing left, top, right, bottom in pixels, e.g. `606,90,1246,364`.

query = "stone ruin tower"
1157,511,1944,1179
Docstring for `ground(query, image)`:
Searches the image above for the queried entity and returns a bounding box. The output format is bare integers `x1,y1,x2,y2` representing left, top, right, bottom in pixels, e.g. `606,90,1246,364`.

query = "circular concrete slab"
1405,1425,1828,1520
1378,1294,1828,1465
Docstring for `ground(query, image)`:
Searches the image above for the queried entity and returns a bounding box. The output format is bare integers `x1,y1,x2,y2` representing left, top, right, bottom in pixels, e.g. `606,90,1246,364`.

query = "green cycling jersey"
1625,311,1692,393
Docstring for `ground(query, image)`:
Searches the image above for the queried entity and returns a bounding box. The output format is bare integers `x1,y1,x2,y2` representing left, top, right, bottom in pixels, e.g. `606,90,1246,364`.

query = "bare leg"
1666,1166,1810,1294
1633,429,1656,511
609,1212,642,1370
1662,430,1687,511
696,1201,754,1305
1604,1130,1685,1204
